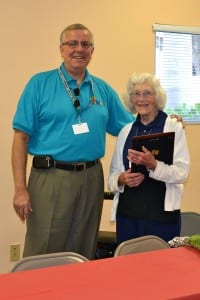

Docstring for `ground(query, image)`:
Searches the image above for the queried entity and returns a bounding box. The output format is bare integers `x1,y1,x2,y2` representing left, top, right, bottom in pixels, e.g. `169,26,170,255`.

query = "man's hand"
13,188,32,222
170,114,185,128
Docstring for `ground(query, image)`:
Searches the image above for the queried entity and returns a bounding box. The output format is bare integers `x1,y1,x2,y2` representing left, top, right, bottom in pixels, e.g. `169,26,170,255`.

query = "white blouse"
108,116,190,221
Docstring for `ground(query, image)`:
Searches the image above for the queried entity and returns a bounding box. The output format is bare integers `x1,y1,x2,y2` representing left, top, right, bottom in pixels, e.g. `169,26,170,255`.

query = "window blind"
153,24,200,123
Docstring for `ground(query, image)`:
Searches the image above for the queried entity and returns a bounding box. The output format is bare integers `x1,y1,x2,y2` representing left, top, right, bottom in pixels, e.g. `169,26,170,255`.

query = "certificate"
131,132,175,173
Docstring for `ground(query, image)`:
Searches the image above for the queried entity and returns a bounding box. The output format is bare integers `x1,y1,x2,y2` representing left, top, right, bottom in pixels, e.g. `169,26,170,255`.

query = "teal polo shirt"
13,64,134,161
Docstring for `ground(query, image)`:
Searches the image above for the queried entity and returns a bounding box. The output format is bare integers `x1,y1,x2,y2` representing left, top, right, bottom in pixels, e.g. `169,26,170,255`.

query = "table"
0,247,200,300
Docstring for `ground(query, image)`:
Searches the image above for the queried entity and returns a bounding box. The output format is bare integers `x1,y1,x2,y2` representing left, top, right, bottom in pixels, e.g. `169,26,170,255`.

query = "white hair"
123,73,166,114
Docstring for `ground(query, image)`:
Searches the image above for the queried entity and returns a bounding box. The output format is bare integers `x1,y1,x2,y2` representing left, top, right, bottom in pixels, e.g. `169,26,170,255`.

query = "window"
153,24,200,123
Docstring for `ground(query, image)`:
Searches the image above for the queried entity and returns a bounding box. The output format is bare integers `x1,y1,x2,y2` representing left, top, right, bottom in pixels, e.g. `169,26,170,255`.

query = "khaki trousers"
23,161,104,259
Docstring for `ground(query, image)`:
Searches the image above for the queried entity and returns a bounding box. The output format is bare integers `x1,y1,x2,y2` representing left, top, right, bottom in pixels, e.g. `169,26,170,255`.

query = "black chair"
96,192,116,259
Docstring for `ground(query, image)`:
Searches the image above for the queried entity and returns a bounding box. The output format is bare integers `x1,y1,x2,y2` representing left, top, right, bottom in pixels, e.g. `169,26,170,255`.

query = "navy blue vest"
118,111,179,223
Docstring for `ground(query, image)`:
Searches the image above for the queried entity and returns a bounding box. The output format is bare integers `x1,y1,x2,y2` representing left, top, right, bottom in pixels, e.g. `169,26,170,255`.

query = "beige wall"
1,0,200,273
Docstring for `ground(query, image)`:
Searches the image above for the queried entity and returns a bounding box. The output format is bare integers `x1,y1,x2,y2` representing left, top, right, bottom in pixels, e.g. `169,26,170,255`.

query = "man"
11,23,134,259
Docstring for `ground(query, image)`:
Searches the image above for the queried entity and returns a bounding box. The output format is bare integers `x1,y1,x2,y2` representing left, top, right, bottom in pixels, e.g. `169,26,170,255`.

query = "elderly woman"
108,73,190,244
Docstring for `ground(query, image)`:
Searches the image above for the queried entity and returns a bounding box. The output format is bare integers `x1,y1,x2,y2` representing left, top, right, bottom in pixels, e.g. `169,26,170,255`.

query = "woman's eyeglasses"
131,90,155,98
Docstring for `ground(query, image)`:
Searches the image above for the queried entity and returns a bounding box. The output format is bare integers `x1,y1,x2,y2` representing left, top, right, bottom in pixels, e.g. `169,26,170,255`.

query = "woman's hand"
118,169,144,188
128,146,157,171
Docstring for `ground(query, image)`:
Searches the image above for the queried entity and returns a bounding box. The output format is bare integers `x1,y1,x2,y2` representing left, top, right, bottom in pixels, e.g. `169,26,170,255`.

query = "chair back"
181,211,200,236
114,235,170,257
11,251,88,272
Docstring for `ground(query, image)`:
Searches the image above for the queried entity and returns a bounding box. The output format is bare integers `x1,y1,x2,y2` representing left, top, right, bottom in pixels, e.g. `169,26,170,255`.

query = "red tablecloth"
0,246,200,300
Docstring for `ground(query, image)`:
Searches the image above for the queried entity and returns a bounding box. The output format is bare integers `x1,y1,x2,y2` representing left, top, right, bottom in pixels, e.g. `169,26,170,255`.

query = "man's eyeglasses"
131,90,155,98
62,40,93,49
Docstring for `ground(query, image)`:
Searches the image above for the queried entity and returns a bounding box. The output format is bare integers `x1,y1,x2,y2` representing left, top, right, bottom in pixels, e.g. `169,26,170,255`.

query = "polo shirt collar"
60,63,91,84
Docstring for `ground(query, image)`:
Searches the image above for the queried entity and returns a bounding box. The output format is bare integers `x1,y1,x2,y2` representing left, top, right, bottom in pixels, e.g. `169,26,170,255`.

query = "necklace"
135,123,153,137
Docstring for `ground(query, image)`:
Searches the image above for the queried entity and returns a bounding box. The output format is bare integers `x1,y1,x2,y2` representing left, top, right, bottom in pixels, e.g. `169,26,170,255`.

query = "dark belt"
32,155,99,171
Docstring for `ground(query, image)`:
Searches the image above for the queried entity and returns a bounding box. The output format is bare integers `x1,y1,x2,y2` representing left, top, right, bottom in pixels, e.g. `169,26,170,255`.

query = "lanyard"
58,68,97,123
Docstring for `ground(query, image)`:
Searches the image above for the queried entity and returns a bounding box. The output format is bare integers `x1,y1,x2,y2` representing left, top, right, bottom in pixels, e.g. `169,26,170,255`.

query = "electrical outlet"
10,244,20,261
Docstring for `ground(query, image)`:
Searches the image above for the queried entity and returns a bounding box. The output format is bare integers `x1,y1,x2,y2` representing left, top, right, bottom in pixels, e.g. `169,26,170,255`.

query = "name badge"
72,122,89,135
